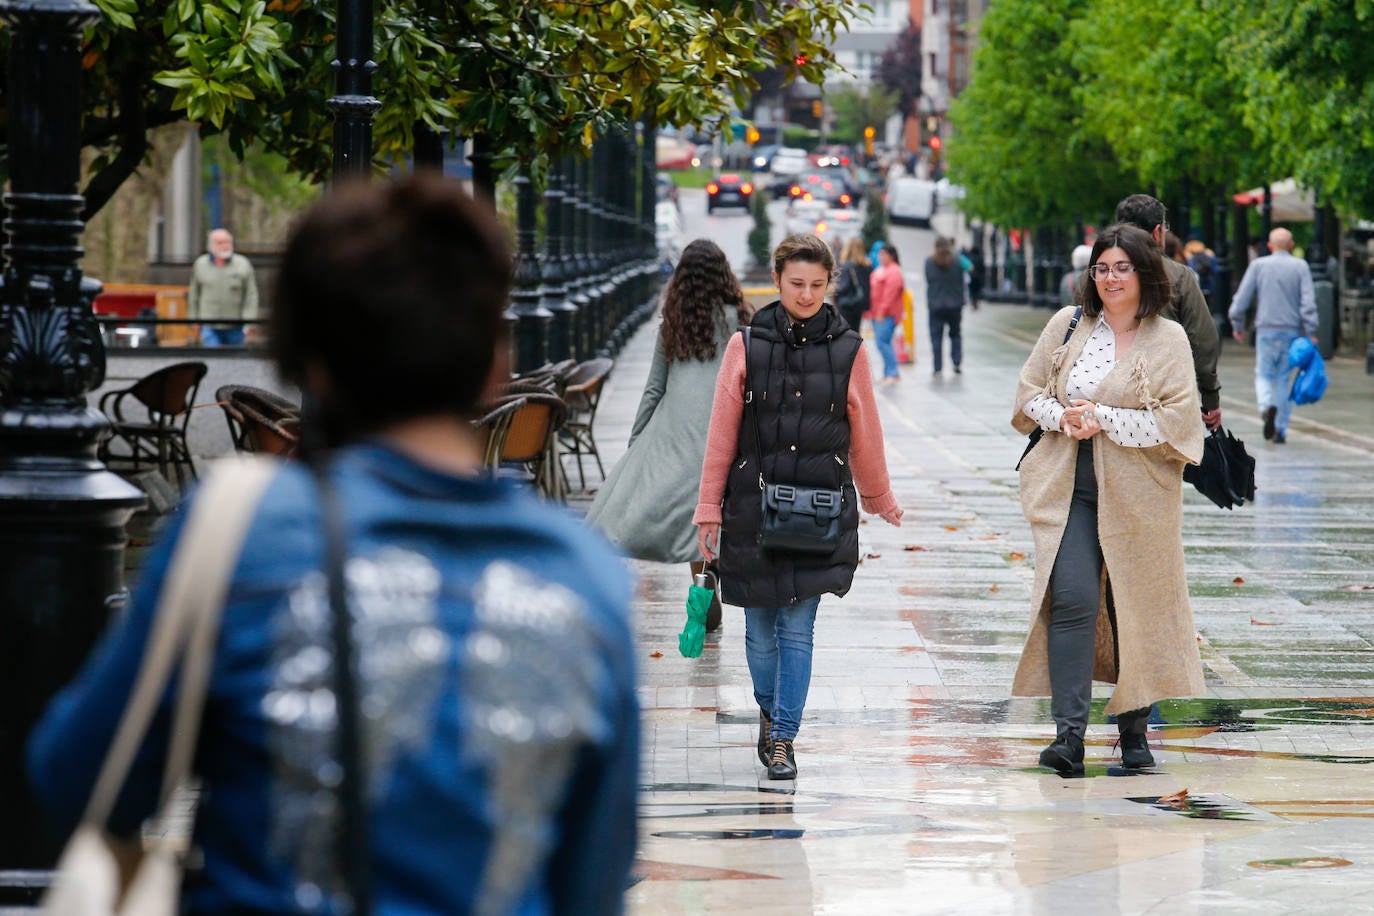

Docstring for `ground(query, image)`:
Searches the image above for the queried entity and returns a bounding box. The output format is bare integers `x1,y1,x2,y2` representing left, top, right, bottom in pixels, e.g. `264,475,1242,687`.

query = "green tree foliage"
1218,0,1374,216
0,0,858,216
947,0,1129,228
1068,0,1267,206
827,85,899,145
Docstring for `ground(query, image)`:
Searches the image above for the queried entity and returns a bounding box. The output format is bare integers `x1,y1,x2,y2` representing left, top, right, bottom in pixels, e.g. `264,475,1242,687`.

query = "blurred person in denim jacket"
30,174,639,915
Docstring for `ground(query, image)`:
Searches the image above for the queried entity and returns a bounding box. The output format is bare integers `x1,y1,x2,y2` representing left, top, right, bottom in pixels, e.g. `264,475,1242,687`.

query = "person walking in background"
925,236,967,375
29,175,640,914
963,245,985,310
1060,244,1092,308
1227,226,1318,445
694,234,903,781
868,243,905,384
1112,194,1223,431
1012,224,1205,777
587,238,750,632
189,228,259,346
833,237,872,334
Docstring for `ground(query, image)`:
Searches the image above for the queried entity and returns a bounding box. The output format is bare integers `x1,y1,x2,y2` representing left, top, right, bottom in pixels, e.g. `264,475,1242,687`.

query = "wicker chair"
472,395,527,470
98,360,208,487
493,390,568,501
557,357,614,491
216,385,301,457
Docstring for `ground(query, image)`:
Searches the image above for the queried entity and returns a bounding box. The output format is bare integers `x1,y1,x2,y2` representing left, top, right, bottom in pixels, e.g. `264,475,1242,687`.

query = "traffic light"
928,134,942,163
812,99,823,119
863,125,875,157
746,125,761,145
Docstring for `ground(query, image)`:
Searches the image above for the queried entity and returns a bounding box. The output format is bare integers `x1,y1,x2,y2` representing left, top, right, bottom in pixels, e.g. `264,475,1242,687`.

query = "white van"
886,177,936,228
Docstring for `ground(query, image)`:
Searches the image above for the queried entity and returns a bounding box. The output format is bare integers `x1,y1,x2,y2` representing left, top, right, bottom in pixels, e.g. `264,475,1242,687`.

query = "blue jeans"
200,325,245,347
872,316,899,378
744,597,821,741
1255,331,1298,434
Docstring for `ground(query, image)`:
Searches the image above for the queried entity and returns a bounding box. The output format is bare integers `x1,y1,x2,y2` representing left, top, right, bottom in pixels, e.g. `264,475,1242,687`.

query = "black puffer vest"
718,302,862,607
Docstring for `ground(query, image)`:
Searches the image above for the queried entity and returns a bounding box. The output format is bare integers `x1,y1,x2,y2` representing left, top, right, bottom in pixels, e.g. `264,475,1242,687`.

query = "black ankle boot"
1118,732,1155,769
768,739,797,780
757,708,772,766
1039,732,1084,776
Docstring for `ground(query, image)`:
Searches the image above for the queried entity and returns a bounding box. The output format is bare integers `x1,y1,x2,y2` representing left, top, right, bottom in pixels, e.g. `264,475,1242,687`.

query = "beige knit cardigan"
1010,306,1206,714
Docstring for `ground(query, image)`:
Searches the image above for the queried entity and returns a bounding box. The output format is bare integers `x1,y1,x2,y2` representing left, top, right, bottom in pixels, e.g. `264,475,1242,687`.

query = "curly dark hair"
660,238,748,363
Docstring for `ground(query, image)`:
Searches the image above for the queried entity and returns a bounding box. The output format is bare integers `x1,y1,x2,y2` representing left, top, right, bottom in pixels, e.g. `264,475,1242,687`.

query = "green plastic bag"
678,570,716,658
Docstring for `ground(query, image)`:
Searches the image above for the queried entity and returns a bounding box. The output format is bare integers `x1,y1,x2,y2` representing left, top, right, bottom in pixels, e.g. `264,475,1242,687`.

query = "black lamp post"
328,0,379,180
561,155,591,360
542,158,576,362
0,0,147,883
510,165,552,372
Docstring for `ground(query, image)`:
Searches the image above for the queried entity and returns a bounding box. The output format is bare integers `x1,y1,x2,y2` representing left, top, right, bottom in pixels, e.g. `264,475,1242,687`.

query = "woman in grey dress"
586,238,748,630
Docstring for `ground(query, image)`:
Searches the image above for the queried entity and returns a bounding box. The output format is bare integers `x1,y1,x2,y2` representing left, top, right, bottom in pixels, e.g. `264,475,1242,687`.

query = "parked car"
810,144,854,168
706,172,753,213
785,170,854,208
886,177,937,227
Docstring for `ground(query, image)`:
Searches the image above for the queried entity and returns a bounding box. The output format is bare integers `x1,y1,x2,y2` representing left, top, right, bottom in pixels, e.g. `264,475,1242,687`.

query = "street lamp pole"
328,0,380,180
0,0,146,883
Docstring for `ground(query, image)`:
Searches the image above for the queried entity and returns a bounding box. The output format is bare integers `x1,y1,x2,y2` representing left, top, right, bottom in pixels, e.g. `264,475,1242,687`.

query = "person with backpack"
833,237,872,333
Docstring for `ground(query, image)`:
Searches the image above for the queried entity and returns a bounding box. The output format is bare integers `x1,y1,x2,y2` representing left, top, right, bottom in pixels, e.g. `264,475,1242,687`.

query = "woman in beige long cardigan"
1011,224,1205,776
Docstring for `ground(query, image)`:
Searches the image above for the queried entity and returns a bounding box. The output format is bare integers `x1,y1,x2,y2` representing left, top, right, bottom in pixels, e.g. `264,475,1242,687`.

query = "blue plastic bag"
1288,337,1328,405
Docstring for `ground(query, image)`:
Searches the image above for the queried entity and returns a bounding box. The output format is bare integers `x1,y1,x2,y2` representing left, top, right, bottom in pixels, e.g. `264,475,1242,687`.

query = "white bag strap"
80,456,281,829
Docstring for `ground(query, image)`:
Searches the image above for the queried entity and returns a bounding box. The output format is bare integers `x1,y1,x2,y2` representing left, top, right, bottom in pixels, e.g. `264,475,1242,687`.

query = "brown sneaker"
767,739,797,780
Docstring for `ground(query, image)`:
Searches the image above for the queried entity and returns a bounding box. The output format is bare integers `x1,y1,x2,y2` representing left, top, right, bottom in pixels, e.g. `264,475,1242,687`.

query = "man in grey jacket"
189,228,259,346
1112,194,1223,430
1227,227,1318,444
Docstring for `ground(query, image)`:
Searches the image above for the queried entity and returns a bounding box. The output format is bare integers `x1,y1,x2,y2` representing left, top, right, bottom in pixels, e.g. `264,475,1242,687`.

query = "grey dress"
586,314,737,563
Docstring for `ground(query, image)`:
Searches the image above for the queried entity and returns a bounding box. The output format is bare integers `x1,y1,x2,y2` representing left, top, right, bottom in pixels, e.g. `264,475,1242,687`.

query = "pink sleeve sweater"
692,334,899,525
869,265,905,321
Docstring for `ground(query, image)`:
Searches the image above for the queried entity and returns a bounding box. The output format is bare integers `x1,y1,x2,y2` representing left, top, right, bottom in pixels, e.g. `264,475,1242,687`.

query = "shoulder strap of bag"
1063,305,1083,344
743,326,764,490
310,458,373,916
81,456,281,830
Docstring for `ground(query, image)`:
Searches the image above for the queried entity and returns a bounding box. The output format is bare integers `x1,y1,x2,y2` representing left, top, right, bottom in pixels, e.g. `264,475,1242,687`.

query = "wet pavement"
571,232,1374,914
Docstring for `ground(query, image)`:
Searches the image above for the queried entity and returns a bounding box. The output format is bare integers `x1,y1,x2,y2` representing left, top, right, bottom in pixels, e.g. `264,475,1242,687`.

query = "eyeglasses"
1088,260,1137,280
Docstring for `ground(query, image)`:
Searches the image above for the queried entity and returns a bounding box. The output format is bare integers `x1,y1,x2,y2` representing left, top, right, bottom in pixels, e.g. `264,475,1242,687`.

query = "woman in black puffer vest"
693,234,904,781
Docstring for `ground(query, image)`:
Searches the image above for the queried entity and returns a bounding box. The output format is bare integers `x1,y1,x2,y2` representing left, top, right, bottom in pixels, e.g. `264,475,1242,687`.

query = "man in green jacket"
1113,194,1223,430
189,228,259,346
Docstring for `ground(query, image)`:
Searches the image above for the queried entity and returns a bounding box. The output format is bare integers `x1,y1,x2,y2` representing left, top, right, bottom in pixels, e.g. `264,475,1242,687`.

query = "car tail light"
802,192,813,201
741,183,753,195
840,194,851,205
790,186,802,196
815,222,828,234
707,183,719,194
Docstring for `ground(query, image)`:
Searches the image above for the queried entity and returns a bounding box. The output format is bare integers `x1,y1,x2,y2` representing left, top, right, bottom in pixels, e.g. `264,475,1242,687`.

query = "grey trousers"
1047,440,1150,738
1047,441,1103,739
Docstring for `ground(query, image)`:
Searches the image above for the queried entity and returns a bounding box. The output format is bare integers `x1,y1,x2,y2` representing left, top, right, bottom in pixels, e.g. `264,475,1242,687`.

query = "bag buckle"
773,484,796,502
811,490,836,509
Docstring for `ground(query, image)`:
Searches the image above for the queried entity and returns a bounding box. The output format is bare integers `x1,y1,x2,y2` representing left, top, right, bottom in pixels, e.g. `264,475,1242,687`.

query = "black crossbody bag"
1015,306,1081,471
743,326,845,554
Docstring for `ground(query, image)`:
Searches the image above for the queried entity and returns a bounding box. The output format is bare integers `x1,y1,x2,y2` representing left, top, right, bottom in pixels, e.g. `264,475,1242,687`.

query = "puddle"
651,829,805,840
1126,794,1256,820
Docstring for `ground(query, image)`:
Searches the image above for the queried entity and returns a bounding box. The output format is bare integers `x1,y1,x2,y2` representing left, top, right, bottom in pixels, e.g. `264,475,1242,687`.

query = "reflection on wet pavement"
578,299,1374,914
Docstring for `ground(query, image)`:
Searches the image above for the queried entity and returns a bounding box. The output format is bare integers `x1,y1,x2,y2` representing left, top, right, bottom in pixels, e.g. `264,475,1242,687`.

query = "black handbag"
1015,306,1082,470
742,327,845,555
